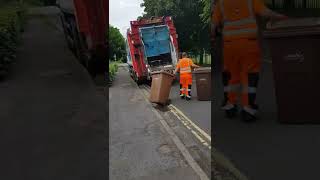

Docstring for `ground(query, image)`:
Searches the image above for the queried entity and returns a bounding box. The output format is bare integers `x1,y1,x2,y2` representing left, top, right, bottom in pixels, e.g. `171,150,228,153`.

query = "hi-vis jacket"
176,58,194,75
213,0,267,40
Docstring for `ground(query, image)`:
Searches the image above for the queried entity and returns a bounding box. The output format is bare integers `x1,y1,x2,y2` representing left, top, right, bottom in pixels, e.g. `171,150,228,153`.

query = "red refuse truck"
126,16,179,84
56,0,108,77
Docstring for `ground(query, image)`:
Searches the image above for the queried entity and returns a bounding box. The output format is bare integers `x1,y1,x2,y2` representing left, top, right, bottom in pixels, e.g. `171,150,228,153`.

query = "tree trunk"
303,0,306,8
199,50,204,65
284,0,294,9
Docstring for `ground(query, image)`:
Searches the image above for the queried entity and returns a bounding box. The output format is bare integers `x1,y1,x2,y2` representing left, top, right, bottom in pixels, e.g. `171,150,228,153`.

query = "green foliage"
109,61,119,84
200,0,211,25
24,0,44,6
109,25,126,62
0,2,25,77
23,0,56,6
141,0,210,54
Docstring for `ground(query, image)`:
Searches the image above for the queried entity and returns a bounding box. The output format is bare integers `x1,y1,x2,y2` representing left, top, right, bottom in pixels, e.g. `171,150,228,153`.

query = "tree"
283,0,295,9
109,25,126,62
141,0,210,60
200,0,211,25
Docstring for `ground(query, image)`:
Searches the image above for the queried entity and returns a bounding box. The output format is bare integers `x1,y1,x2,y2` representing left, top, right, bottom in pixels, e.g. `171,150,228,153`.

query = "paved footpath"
109,66,202,180
0,8,107,180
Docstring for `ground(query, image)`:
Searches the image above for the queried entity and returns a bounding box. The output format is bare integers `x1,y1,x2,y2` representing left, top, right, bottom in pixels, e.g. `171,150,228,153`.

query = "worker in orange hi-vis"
174,52,200,101
212,0,288,122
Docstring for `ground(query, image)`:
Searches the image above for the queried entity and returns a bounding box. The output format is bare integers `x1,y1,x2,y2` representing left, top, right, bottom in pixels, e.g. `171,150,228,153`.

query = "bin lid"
264,18,320,38
193,67,211,74
267,18,320,30
151,70,174,77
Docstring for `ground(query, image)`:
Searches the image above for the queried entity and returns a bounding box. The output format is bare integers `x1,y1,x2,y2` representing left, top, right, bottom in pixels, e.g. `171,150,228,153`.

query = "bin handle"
198,78,207,85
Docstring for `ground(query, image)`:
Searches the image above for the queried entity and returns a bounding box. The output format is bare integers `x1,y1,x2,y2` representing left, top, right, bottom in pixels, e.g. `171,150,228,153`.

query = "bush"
0,3,25,77
109,61,119,84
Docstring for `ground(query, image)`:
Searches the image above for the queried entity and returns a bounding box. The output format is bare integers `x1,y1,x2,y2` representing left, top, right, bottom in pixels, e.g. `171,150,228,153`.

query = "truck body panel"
126,16,179,83
57,0,108,76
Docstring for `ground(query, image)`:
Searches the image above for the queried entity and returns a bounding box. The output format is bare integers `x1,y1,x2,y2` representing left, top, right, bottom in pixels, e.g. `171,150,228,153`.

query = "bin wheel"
166,99,172,105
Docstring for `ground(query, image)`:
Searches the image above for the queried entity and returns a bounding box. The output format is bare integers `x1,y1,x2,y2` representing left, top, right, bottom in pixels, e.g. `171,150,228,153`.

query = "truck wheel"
136,79,144,85
133,71,143,85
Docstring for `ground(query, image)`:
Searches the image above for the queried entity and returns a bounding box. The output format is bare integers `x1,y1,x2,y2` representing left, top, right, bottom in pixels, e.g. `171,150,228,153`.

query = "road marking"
168,104,211,142
139,85,248,180
139,88,210,180
140,85,211,148
169,107,211,149
211,146,249,180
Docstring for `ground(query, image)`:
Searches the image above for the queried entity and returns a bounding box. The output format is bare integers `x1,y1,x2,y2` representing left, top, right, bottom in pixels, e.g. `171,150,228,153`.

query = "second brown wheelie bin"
264,18,320,123
149,71,174,105
194,67,212,101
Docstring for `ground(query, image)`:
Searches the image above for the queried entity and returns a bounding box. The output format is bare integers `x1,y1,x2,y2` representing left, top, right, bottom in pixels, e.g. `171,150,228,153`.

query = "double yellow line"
141,84,211,149
168,104,211,149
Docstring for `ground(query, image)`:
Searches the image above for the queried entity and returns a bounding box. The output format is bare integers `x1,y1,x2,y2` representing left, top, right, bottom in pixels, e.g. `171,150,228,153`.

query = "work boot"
225,105,238,119
241,105,259,122
186,97,191,101
241,110,257,122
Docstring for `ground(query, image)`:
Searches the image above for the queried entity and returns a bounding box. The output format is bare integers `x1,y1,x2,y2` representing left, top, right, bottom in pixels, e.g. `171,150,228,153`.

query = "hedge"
0,3,25,77
109,61,119,85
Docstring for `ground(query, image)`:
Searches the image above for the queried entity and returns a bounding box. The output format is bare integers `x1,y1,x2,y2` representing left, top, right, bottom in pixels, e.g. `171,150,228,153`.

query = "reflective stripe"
243,106,257,115
180,70,192,73
180,88,185,91
187,89,191,92
180,66,191,73
223,28,257,36
186,95,191,98
180,94,185,97
224,17,256,27
180,67,191,71
243,87,257,93
220,0,257,36
221,103,235,110
224,84,240,92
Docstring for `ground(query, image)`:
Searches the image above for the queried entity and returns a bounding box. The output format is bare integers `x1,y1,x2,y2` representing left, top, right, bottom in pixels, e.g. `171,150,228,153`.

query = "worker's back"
179,58,192,67
221,0,253,21
214,0,267,40
178,58,193,75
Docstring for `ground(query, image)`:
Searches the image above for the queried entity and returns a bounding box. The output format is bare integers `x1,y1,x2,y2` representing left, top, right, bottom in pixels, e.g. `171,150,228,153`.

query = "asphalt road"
0,8,107,180
213,62,320,180
109,67,201,180
169,76,211,135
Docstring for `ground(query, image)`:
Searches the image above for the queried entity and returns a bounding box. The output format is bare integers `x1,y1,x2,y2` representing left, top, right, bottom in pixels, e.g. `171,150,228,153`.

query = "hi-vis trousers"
180,73,192,99
222,39,261,115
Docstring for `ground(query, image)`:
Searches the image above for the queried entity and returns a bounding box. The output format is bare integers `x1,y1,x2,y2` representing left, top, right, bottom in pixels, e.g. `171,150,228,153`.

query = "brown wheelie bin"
264,18,320,123
194,67,212,101
149,71,174,105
